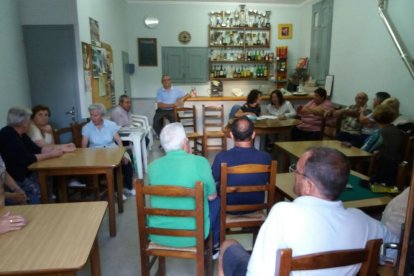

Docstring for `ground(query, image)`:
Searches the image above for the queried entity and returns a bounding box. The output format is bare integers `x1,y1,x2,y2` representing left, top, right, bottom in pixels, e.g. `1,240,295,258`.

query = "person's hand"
122,157,130,165
62,143,76,153
0,211,26,234
50,149,64,158
41,124,53,133
278,114,287,120
324,110,334,117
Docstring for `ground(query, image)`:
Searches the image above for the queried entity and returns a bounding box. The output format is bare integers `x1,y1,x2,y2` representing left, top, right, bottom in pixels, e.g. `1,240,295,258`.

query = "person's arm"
4,172,27,204
157,101,176,109
284,102,297,118
35,148,64,161
81,135,89,148
113,132,123,147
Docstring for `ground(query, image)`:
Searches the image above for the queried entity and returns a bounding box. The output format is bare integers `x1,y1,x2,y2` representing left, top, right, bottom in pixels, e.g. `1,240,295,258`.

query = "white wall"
0,0,31,126
329,0,414,118
76,0,128,116
126,2,311,99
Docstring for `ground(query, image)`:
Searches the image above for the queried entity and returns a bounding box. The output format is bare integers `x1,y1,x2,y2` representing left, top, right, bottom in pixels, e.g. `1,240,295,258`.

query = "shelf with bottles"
274,46,288,88
209,49,274,63
208,26,271,48
209,63,270,81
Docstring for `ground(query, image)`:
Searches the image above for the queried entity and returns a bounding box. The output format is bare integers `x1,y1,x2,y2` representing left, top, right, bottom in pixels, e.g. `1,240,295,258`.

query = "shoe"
123,188,136,196
115,192,127,201
68,179,86,187
212,244,220,260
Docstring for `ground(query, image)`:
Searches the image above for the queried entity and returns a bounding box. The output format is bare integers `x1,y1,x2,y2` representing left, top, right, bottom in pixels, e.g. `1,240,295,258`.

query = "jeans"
208,197,220,246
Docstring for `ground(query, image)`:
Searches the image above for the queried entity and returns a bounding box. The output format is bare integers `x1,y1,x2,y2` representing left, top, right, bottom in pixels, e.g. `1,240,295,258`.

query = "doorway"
23,25,81,128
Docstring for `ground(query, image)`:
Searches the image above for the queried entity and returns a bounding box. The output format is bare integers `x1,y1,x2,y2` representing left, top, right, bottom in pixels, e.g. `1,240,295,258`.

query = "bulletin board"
92,42,115,108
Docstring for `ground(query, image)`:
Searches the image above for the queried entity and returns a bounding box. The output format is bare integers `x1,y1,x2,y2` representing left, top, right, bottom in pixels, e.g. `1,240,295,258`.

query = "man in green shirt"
148,122,219,250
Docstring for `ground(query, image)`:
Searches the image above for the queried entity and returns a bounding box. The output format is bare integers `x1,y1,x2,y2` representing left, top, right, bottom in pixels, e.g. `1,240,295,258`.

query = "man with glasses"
218,147,397,276
152,75,191,137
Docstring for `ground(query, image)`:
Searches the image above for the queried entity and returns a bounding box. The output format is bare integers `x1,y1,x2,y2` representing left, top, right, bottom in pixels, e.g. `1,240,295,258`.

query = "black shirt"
240,103,261,116
0,126,41,181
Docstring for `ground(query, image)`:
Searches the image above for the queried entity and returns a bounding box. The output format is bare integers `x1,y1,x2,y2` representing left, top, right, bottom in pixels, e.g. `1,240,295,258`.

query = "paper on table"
257,115,278,120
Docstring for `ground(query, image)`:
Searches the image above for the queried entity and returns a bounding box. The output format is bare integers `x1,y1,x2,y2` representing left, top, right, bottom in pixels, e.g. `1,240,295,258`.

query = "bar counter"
186,94,313,102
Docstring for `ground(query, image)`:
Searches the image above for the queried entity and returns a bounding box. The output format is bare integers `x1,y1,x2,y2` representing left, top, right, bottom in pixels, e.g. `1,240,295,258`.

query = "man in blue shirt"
212,117,272,211
152,75,191,137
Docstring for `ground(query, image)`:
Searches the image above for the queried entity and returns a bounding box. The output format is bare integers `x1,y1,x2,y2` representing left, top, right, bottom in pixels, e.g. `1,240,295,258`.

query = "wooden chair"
219,160,277,246
202,105,226,157
52,125,73,144
277,239,382,276
174,106,204,155
321,113,342,140
135,179,213,276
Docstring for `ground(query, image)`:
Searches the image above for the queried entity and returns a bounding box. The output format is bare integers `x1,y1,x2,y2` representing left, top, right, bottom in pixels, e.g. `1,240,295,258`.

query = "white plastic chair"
131,114,154,150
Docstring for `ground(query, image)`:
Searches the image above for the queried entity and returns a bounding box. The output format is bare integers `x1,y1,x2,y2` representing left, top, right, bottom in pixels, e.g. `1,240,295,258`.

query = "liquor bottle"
219,65,224,78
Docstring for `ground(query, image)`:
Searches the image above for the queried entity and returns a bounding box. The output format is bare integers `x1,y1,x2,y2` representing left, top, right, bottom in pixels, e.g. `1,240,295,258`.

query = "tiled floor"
77,140,252,276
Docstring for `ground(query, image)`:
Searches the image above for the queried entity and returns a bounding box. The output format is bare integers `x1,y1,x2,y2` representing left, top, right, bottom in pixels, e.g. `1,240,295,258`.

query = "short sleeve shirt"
82,119,119,148
156,86,186,110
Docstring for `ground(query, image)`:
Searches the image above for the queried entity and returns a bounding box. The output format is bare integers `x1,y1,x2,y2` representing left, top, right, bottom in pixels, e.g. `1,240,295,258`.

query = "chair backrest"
174,106,198,133
202,105,225,132
321,113,342,140
53,126,73,144
135,179,207,275
277,239,382,276
220,160,277,214
71,120,88,148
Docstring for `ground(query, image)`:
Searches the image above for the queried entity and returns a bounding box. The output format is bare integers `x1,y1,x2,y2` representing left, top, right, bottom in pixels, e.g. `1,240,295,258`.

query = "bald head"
231,117,254,141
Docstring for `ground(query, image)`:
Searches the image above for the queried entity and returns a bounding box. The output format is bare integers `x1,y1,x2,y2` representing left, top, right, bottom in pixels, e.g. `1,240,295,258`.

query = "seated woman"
292,87,333,141
234,89,262,118
81,103,135,197
27,105,76,151
0,107,65,204
266,90,296,119
382,97,413,133
361,104,405,186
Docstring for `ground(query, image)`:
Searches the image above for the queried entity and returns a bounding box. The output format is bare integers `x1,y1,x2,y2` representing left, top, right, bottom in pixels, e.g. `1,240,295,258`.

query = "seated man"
212,117,271,212
328,91,371,147
292,87,333,141
218,147,398,276
152,75,191,137
111,94,132,127
147,123,220,255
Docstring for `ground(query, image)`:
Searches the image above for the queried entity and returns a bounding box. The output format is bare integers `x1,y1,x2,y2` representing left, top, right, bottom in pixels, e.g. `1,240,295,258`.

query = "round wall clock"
178,31,191,44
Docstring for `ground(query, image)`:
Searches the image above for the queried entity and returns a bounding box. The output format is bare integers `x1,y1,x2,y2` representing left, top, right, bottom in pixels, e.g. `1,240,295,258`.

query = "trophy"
209,11,216,27
233,9,240,27
265,11,271,28
224,11,231,27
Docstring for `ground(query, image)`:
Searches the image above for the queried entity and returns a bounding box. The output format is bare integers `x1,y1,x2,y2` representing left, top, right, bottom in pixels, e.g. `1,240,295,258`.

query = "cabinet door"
185,47,208,83
162,47,185,83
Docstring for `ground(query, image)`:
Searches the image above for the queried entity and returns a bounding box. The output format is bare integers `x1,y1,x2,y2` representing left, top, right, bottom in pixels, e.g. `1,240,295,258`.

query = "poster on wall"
89,17,101,47
92,46,106,78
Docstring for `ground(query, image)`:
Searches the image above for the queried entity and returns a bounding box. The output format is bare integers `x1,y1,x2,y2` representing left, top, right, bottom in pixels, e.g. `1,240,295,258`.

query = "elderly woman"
27,105,76,151
81,103,134,197
234,89,262,118
266,90,296,119
292,87,333,141
0,107,64,204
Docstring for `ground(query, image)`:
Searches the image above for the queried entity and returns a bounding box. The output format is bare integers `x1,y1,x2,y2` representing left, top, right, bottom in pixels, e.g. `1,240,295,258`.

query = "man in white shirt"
111,95,132,127
218,147,398,276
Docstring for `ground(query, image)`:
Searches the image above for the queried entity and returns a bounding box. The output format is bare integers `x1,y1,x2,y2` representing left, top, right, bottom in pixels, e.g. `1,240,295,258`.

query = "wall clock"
178,31,191,44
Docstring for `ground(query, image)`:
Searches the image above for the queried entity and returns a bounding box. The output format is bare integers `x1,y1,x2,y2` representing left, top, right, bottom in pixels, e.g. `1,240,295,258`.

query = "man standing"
147,123,220,253
152,75,191,137
111,94,132,127
218,147,398,276
212,117,271,210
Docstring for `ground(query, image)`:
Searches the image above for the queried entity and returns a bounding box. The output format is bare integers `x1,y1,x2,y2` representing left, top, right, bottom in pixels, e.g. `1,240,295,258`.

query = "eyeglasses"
290,164,308,178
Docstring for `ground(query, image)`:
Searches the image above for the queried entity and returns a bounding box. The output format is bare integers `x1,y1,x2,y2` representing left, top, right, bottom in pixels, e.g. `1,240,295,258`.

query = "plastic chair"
219,160,277,246
277,239,382,276
174,105,203,155
131,114,154,150
135,179,213,276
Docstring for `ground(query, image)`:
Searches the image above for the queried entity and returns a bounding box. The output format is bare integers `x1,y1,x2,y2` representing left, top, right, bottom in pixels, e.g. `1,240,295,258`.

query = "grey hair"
7,107,32,127
118,94,130,103
160,123,187,152
88,103,106,116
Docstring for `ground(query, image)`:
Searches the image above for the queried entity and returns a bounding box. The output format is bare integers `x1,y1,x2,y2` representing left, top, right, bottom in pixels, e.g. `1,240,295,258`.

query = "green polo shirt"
147,150,216,247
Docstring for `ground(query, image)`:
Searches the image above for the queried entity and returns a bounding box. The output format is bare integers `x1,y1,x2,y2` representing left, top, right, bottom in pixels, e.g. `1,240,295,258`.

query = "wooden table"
0,202,107,276
28,147,124,237
276,171,392,212
225,118,301,136
275,140,372,171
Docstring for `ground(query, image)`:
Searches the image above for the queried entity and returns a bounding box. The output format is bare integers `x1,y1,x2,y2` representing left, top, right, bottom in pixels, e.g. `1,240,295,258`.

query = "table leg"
38,172,49,203
116,165,124,213
105,170,116,237
58,176,68,202
90,237,102,276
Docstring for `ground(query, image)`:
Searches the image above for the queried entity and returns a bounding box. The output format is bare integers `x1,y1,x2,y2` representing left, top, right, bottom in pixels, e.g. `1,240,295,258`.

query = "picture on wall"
89,17,101,47
278,24,292,39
